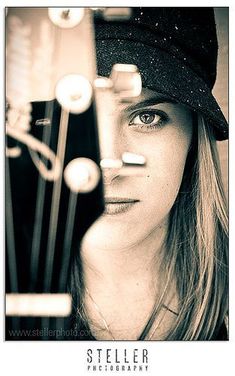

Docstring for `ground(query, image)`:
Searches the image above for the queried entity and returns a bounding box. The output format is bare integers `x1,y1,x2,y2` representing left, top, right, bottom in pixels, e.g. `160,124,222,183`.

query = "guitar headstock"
5,7,145,340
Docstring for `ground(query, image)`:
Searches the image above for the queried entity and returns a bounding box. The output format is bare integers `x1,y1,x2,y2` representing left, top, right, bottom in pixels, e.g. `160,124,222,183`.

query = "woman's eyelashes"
128,109,169,132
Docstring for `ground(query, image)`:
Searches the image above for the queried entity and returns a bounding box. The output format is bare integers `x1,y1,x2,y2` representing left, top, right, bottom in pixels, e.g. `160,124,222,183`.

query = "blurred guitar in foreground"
5,7,144,340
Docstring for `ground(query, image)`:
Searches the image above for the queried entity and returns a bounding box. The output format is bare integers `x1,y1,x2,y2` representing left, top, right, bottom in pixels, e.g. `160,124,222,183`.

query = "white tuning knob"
55,74,93,114
110,64,142,99
94,8,132,21
64,158,100,193
100,152,146,177
48,8,85,28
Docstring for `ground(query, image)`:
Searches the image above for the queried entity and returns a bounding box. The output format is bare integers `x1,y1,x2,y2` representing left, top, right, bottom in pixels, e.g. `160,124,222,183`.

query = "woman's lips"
104,197,140,215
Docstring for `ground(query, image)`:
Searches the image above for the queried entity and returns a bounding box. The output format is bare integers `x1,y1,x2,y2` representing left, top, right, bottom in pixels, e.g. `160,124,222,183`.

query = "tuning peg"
102,8,132,21
100,152,146,177
48,8,85,28
64,158,100,193
6,293,72,317
92,7,132,21
110,64,142,99
55,74,93,114
94,65,142,100
122,152,146,166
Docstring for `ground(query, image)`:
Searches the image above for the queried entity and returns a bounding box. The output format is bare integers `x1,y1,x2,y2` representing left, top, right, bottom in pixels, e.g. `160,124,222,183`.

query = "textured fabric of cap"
95,7,228,140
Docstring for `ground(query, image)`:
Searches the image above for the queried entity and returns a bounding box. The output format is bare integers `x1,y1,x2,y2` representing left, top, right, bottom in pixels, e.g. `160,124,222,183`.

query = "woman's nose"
102,168,120,185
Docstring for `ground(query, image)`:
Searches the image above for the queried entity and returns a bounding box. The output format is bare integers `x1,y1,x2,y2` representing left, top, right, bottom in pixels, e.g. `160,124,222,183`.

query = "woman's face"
82,88,193,251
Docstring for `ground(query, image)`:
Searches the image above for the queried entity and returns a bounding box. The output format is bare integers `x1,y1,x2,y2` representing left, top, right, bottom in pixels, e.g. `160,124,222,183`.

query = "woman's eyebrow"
124,96,177,113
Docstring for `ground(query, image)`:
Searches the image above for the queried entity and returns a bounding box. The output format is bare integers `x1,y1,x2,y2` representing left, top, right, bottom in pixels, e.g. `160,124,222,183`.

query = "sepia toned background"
214,8,228,196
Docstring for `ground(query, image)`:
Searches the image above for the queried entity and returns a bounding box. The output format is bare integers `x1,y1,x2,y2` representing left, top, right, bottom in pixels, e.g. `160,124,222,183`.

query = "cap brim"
96,38,228,141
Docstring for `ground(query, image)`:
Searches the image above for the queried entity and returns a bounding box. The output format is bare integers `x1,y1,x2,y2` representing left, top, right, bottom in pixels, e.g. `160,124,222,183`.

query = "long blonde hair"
139,114,228,340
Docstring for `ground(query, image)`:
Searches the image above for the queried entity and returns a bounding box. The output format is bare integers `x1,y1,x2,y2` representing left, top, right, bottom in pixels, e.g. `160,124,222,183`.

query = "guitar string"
55,191,79,336
59,191,78,291
41,107,69,339
29,101,54,291
5,156,18,293
6,143,21,331
28,112,53,338
44,108,69,292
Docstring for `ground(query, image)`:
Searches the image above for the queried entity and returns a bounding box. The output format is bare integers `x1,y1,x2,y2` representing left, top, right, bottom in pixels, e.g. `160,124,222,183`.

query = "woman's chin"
81,215,144,252
81,212,168,253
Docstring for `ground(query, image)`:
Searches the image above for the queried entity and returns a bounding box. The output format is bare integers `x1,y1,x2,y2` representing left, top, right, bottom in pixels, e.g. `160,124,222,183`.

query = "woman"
70,7,228,340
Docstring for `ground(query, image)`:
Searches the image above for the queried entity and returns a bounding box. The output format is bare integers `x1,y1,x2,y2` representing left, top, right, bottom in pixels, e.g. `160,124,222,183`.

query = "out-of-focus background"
214,8,228,196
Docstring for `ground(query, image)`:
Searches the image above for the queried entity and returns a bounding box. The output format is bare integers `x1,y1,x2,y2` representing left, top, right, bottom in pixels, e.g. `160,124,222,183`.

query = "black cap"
95,7,228,140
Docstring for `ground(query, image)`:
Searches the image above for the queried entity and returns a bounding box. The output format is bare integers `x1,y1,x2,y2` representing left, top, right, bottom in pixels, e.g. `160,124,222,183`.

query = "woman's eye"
129,111,168,131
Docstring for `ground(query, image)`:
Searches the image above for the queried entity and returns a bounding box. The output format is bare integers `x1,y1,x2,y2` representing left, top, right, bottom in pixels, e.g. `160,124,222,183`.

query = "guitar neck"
6,7,104,340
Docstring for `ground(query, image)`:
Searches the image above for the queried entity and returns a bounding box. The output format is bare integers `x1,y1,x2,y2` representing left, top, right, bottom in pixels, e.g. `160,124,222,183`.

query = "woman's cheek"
146,146,189,216
146,177,179,223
